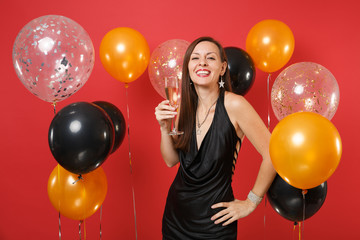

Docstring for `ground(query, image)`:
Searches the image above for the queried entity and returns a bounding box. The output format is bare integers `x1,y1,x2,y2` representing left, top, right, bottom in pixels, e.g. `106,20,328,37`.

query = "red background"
1,0,359,239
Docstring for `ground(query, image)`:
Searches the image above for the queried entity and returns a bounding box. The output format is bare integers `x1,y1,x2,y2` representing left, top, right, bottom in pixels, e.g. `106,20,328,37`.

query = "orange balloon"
47,165,108,220
99,27,150,85
246,19,295,73
270,112,342,189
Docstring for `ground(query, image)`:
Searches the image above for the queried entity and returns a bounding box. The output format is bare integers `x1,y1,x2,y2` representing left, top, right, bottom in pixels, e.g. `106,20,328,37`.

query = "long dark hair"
175,36,232,152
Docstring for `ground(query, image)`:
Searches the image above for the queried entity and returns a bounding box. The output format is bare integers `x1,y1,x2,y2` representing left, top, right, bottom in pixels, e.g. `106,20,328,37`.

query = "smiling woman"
155,36,276,240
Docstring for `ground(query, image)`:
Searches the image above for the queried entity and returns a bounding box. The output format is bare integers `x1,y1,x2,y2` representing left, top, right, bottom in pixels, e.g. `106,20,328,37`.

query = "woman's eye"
207,57,216,60
191,57,199,60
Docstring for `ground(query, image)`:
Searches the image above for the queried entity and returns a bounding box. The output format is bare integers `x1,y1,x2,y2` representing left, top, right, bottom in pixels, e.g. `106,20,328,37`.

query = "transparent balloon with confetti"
12,15,95,104
148,39,189,99
271,62,340,120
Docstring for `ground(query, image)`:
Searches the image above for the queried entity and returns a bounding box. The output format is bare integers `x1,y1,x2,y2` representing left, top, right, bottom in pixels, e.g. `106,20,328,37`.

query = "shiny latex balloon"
267,174,327,222
48,102,114,174
246,19,294,73
270,112,342,189
12,15,95,103
48,165,107,220
99,27,150,85
93,101,126,154
271,62,340,121
224,47,255,95
148,39,189,98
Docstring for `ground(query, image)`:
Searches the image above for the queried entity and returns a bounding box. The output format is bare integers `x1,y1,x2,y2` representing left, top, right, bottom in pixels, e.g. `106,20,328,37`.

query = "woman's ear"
221,61,227,75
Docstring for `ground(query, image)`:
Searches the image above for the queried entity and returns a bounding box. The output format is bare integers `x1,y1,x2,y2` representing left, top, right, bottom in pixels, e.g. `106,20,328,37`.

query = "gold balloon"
270,112,342,189
246,19,295,73
99,27,150,86
47,165,108,220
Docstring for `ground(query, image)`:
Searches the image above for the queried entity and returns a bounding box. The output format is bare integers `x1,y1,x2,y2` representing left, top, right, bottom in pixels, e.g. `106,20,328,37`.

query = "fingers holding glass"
155,100,177,131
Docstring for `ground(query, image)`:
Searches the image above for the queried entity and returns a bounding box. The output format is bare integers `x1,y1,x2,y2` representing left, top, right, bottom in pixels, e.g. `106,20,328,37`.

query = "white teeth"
196,70,210,75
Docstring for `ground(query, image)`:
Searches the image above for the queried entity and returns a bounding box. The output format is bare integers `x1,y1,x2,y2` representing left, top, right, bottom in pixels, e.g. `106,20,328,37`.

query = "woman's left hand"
210,198,257,226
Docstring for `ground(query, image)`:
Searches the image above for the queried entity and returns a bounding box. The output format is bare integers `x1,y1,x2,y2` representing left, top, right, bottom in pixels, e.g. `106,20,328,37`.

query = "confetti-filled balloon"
271,62,340,120
148,39,189,99
12,15,95,103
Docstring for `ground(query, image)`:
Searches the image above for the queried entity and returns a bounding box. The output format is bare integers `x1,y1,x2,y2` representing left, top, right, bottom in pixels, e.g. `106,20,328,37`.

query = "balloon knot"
72,174,83,184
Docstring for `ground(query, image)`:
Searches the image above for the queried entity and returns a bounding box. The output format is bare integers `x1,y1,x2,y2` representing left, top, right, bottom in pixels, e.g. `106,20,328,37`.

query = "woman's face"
188,41,227,88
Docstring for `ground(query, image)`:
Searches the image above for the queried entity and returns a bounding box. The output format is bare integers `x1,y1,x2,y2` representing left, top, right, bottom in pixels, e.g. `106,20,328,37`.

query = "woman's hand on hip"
210,199,257,226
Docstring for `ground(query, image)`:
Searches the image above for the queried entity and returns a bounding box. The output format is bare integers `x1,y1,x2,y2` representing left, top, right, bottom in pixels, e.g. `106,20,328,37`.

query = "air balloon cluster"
243,19,341,223
12,15,134,221
12,14,342,229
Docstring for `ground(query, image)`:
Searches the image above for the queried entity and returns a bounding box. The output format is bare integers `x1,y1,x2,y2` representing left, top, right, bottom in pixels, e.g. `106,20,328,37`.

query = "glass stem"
172,115,175,133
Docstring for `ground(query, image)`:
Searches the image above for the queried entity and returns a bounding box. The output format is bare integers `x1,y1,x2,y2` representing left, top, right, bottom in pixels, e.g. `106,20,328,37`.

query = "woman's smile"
195,69,211,77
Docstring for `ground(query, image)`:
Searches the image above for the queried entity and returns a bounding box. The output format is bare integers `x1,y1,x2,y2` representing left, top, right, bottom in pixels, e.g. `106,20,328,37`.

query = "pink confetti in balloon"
148,39,189,99
271,62,340,120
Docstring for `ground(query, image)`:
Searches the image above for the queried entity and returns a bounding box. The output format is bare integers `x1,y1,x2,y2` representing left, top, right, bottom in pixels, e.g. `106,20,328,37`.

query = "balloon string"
125,87,132,173
293,222,297,240
78,220,86,240
53,102,57,115
125,87,138,240
54,106,60,240
100,205,103,240
299,222,302,240
84,220,87,240
264,73,271,240
79,220,82,240
267,73,272,130
54,103,62,240
54,105,63,240
58,212,61,240
57,165,61,240
131,184,138,239
301,190,307,240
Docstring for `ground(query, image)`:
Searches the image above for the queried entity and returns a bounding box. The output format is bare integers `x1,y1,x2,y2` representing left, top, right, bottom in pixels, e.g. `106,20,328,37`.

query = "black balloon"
267,174,327,222
225,47,255,95
93,101,126,153
48,102,114,174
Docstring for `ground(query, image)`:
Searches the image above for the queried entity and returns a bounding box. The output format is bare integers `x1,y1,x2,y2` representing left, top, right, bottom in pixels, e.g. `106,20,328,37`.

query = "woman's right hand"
155,100,177,132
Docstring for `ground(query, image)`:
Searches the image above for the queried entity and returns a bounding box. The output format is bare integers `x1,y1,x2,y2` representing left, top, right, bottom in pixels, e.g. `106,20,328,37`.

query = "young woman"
155,36,276,239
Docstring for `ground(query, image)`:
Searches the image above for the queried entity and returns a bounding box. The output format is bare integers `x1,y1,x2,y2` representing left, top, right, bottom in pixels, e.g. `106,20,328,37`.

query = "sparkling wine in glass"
165,76,183,135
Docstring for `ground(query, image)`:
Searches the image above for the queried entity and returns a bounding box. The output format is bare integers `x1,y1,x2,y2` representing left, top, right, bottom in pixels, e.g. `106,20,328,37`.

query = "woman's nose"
199,58,208,66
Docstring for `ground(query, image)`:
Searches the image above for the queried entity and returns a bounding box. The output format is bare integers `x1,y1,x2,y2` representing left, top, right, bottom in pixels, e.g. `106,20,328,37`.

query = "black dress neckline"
195,94,221,151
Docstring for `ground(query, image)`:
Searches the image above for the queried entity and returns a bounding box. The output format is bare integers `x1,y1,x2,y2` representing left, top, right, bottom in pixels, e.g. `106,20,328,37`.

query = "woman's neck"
196,86,220,112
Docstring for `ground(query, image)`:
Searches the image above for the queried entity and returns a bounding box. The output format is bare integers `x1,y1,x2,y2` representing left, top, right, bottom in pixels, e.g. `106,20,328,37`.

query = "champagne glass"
165,76,183,135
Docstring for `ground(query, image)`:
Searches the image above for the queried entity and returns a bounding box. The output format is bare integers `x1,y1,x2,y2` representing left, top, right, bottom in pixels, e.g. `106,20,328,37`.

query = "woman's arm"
211,92,276,225
155,100,180,167
229,93,276,199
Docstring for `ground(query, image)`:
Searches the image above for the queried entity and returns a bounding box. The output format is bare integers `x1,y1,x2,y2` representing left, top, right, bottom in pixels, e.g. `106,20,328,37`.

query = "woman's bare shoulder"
224,91,249,110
